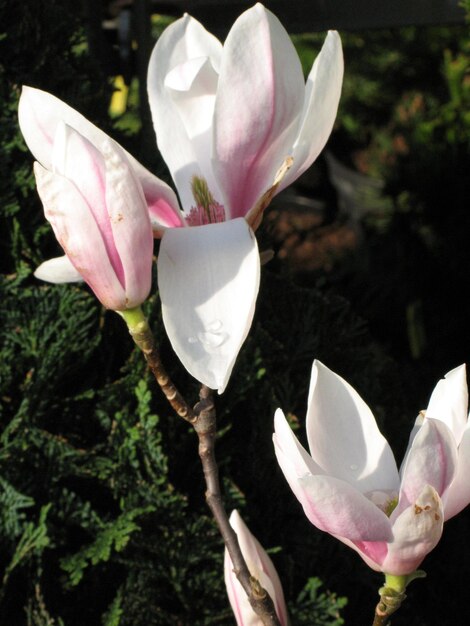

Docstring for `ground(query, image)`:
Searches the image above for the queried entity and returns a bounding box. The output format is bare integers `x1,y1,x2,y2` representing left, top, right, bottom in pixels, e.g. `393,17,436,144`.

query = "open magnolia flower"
148,3,343,391
20,2,342,391
273,361,470,576
224,510,288,626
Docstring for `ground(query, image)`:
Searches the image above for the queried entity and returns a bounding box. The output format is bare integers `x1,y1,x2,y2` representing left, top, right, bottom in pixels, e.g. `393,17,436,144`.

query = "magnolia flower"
273,360,470,576
147,3,343,391
20,2,342,390
18,87,181,310
224,510,288,626
34,123,154,310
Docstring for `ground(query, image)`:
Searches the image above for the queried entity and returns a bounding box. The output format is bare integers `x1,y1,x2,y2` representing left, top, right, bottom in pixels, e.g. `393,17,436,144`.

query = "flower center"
366,490,399,517
186,176,226,226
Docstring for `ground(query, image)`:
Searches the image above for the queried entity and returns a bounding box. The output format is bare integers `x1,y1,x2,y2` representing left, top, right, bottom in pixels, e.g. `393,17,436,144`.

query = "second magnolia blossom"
274,361,470,576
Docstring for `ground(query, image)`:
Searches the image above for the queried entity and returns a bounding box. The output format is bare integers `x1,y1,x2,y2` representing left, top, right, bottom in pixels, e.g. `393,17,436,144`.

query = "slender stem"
193,385,281,626
372,574,407,626
121,308,195,422
121,308,281,625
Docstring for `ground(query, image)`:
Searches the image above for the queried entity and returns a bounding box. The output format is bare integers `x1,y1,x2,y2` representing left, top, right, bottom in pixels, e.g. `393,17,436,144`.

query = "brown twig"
127,314,281,625
127,316,195,422
193,385,281,626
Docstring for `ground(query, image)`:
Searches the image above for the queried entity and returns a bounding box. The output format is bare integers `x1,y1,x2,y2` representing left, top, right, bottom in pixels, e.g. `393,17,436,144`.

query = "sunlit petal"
306,361,399,493
157,218,259,392
426,364,468,444
213,4,304,218
280,31,344,191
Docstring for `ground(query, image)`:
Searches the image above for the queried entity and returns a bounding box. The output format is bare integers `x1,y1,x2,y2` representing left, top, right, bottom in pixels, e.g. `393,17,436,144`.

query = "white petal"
443,420,470,519
148,15,223,212
382,485,443,575
273,408,325,509
426,364,468,444
157,218,260,393
306,361,399,493
279,31,344,191
34,255,84,283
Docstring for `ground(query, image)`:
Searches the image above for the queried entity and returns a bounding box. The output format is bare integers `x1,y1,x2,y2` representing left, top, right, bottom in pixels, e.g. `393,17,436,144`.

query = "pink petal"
297,473,393,542
395,419,457,518
34,162,127,310
213,4,304,218
306,361,399,494
279,31,344,191
148,15,223,213
53,124,124,287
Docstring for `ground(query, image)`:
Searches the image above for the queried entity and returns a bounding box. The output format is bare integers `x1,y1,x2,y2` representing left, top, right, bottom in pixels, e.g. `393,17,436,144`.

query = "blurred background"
1,1,469,624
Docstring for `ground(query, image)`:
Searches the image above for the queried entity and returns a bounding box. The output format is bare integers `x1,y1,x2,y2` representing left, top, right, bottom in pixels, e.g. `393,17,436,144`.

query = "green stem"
372,571,426,626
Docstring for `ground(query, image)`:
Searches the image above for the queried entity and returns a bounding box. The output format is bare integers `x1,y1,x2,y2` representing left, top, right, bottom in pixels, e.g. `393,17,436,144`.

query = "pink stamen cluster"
186,202,227,226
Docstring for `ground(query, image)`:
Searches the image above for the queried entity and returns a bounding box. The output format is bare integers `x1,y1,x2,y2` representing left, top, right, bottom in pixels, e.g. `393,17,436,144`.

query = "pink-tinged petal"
382,485,443,575
140,176,185,231
349,538,389,572
34,255,84,283
273,409,325,505
296,473,393,542
148,15,223,212
279,31,344,192
306,361,399,494
443,421,470,519
426,364,468,444
53,124,125,287
395,419,457,518
213,3,304,219
225,511,288,626
34,162,126,310
101,140,153,308
19,86,182,229
19,86,105,171
157,218,260,393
